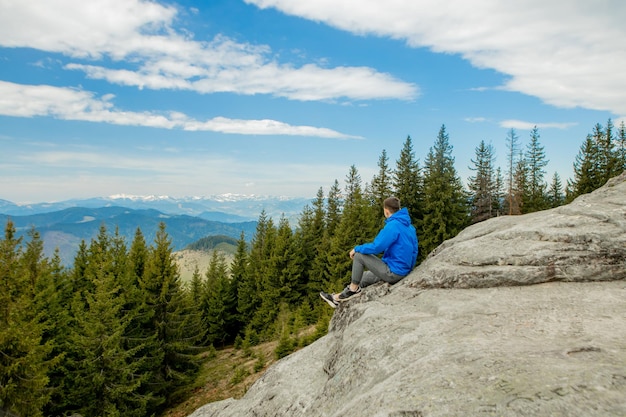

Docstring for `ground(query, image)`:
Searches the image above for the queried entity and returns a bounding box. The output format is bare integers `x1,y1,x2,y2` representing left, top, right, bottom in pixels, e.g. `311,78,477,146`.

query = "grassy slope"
174,248,235,284
162,324,322,417
162,341,279,417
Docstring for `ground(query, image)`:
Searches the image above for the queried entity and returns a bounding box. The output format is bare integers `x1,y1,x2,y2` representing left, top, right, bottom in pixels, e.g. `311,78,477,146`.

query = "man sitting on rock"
320,197,419,308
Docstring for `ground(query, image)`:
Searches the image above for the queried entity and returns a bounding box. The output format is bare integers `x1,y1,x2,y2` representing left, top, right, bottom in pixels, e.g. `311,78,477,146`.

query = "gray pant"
351,253,404,288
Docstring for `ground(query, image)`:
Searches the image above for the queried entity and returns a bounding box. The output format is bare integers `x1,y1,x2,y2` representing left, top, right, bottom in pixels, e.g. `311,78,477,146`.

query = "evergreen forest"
1,121,625,417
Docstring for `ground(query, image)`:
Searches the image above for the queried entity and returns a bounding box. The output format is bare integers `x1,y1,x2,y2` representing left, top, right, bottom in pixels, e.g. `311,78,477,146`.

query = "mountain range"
0,194,311,221
0,195,312,266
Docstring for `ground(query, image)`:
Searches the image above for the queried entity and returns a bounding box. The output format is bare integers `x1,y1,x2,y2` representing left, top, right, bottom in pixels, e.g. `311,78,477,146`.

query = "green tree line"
1,121,624,416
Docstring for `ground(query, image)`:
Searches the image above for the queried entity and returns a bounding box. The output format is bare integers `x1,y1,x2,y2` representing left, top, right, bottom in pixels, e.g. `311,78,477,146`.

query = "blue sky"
1,0,624,204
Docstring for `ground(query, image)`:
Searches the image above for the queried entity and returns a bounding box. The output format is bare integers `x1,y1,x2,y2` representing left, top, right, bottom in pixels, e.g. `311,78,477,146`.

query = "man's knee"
353,252,366,263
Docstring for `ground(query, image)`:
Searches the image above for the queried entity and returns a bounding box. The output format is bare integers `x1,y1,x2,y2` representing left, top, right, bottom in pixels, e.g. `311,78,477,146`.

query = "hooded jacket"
354,207,418,276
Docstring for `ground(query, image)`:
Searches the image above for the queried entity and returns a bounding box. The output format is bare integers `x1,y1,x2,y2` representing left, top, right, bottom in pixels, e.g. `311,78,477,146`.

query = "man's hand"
349,248,356,259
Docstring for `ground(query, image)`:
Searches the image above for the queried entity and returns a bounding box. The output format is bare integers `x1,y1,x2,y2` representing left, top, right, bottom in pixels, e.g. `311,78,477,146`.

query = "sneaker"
336,285,361,302
320,291,338,308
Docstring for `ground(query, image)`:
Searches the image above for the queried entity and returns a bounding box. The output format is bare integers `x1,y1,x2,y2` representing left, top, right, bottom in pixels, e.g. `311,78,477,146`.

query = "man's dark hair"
384,197,401,213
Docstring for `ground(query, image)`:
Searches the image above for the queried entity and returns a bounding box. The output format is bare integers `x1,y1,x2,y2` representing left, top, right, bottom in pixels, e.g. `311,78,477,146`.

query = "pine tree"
61,225,153,416
238,211,273,329
493,167,504,216
421,125,469,256
547,172,565,208
38,250,74,417
21,227,46,292
327,166,376,290
250,215,303,338
69,239,147,417
70,240,92,306
325,179,342,236
525,126,549,212
573,121,620,192
393,136,422,226
299,188,327,305
597,119,621,182
309,188,335,312
370,149,394,207
617,121,626,172
125,227,162,414
0,221,53,416
504,128,521,214
141,223,204,409
310,182,343,296
572,134,601,198
203,250,236,346
188,265,204,306
513,153,529,214
230,232,248,334
128,227,149,285
273,215,304,304
468,140,497,223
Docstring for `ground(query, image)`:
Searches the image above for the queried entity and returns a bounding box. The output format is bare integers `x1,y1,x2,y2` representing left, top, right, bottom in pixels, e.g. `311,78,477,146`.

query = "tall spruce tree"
125,227,163,414
273,215,304,304
37,250,71,417
421,125,469,256
572,134,601,198
313,181,343,294
468,140,497,223
309,188,335,310
327,166,376,290
597,119,621,182
393,136,422,227
238,211,273,332
69,233,147,417
494,167,504,216
0,221,53,416
369,149,395,226
370,149,394,206
547,172,565,208
325,180,342,236
525,126,549,212
617,121,626,172
141,223,204,409
513,153,530,214
300,188,327,305
504,128,521,214
203,251,236,346
128,227,149,285
230,232,248,334
247,215,304,338
188,265,203,306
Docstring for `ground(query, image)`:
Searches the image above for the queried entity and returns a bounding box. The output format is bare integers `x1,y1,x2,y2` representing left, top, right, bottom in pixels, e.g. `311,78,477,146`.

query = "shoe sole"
336,291,361,302
320,292,337,308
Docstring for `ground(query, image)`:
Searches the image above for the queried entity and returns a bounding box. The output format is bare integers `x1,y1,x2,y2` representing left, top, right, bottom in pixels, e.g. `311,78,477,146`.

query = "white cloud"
0,0,417,102
246,0,626,117
500,119,578,130
464,117,487,123
184,117,362,139
0,0,177,59
0,81,360,138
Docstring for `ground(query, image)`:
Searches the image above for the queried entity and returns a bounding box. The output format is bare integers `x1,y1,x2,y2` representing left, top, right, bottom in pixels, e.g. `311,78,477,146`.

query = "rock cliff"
190,172,626,417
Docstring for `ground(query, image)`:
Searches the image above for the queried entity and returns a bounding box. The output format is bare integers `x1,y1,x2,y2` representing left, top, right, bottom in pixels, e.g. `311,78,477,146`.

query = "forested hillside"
1,121,624,417
0,207,257,266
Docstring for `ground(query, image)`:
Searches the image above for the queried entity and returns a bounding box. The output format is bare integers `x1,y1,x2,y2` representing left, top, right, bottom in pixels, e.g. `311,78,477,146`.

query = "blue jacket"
354,207,418,276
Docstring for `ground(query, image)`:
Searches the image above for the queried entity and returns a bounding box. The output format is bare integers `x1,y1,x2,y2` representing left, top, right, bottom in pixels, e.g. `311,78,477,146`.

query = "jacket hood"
387,207,411,226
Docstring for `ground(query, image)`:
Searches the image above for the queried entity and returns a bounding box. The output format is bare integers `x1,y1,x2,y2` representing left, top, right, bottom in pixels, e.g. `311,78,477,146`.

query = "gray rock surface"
190,172,626,417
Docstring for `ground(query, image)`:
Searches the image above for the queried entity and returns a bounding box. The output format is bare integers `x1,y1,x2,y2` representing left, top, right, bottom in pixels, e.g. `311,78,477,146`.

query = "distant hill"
0,206,257,266
185,235,241,253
